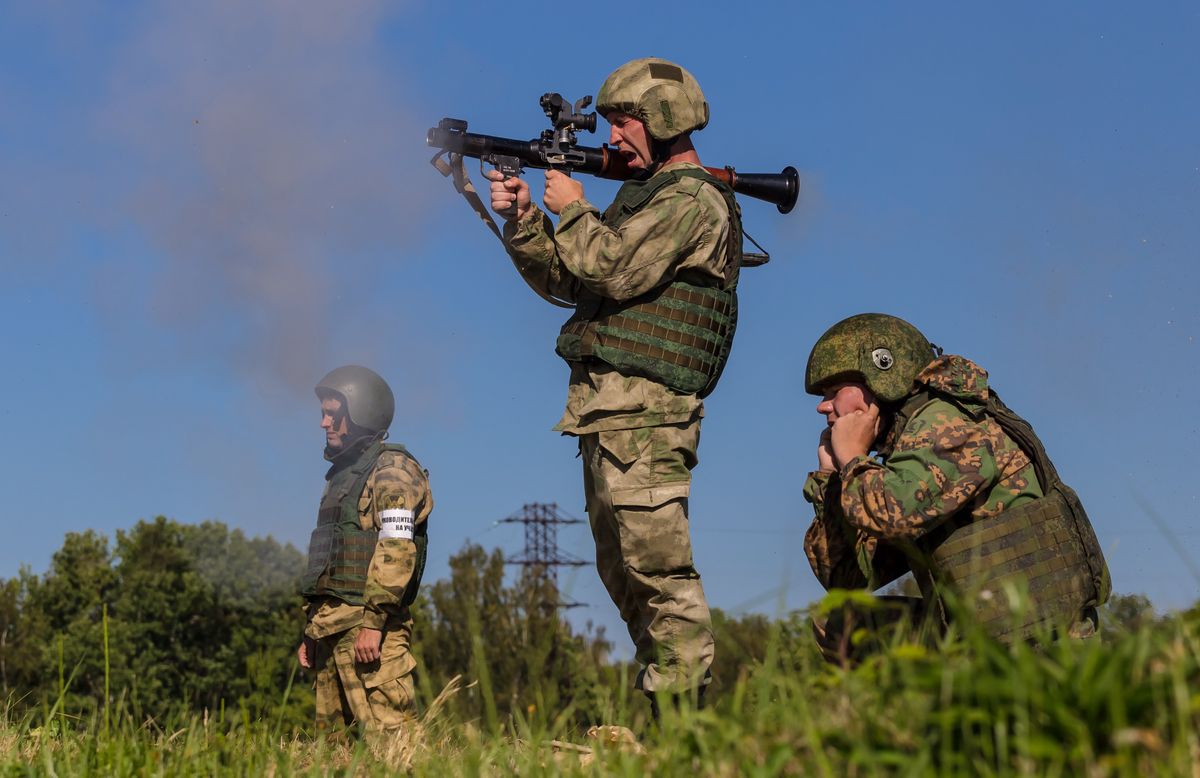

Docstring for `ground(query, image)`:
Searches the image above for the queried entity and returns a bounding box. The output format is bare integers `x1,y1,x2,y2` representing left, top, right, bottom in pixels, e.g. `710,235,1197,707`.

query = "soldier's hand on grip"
542,169,584,215
297,640,311,669
486,169,532,222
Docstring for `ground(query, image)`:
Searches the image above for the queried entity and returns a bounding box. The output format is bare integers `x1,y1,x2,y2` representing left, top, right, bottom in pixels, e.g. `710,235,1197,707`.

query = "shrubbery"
2,520,1196,775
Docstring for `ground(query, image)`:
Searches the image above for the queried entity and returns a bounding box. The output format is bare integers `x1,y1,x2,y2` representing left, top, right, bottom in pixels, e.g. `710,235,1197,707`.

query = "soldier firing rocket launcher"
427,92,799,265
428,92,799,213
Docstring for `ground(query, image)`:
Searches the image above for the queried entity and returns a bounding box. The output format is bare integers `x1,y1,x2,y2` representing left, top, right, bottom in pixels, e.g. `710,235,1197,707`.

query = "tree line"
0,517,1159,732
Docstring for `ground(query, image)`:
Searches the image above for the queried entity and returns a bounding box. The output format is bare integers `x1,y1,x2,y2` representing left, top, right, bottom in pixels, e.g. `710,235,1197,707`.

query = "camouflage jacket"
803,356,1043,591
305,447,434,638
503,161,732,434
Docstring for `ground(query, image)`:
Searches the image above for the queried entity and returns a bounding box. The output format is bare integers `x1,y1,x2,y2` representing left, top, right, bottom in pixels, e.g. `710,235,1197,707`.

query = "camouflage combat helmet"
596,57,709,141
315,365,394,433
805,314,938,403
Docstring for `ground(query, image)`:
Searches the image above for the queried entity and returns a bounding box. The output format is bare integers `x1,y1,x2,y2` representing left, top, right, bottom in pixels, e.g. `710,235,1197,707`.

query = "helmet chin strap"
325,427,385,462
648,136,677,170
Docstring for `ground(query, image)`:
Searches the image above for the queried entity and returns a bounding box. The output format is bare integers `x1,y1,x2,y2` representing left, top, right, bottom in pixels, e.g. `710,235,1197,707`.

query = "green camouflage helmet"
315,365,394,433
596,57,709,141
805,314,938,403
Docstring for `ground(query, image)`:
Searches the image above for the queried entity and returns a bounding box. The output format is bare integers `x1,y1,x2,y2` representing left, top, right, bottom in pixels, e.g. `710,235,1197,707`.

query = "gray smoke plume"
84,2,428,390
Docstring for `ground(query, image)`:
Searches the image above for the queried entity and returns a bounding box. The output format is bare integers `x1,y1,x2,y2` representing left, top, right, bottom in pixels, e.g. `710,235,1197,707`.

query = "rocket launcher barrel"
427,120,799,214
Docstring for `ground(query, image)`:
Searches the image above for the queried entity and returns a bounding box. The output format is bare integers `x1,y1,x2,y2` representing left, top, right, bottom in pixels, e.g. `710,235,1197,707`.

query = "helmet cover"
596,57,709,141
805,313,937,403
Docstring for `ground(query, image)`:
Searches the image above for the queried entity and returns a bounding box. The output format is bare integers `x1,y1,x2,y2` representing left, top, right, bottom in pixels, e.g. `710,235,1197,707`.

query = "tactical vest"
891,389,1111,642
299,440,429,608
555,167,743,398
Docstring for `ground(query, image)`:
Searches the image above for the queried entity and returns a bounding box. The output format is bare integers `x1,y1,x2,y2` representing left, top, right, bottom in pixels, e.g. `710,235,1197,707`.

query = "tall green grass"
4,595,1197,777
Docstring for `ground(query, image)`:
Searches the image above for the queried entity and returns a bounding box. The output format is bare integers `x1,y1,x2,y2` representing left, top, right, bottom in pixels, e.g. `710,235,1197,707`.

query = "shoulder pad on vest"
372,449,404,472
381,442,419,465
673,174,708,197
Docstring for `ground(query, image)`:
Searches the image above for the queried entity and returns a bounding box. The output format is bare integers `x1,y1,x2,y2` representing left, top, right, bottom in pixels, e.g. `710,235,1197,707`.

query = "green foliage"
2,518,311,728
180,521,304,611
8,530,118,713
2,591,1197,776
4,520,1196,775
413,542,614,730
1,526,615,737
1101,592,1160,634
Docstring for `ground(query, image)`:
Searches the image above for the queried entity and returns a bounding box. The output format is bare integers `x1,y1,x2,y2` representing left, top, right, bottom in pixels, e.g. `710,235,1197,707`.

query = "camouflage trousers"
579,419,714,694
312,623,417,734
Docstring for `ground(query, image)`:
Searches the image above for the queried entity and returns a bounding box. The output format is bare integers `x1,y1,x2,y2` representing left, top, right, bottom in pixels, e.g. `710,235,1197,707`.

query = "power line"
501,502,587,609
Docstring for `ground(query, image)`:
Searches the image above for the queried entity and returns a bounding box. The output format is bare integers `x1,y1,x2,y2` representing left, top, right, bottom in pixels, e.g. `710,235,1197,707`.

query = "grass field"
4,599,1197,777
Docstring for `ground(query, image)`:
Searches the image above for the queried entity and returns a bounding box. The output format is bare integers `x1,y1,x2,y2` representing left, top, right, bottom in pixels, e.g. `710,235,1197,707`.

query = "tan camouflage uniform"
504,162,732,693
304,448,433,732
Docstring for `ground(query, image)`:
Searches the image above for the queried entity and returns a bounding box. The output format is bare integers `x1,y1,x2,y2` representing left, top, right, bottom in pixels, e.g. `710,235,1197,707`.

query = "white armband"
379,508,415,540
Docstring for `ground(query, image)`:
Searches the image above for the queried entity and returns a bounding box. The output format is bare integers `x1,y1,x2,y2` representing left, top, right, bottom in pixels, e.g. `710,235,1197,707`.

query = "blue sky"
2,2,1198,649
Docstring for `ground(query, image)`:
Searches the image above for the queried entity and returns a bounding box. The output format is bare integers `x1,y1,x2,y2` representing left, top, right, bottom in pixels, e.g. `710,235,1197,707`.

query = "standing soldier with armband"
296,365,433,735
801,314,1110,661
486,58,741,717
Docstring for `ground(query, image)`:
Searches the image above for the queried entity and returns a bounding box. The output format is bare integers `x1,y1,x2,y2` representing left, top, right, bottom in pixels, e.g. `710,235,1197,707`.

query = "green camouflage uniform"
804,355,1100,647
804,356,1099,643
504,162,732,693
804,355,1042,584
304,443,433,733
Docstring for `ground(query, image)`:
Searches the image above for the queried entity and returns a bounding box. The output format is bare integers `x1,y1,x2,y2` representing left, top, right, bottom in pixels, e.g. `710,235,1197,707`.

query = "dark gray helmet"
315,365,394,434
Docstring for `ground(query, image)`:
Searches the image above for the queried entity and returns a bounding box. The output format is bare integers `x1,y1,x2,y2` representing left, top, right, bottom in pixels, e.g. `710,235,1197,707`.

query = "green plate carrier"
555,167,743,398
895,390,1111,641
300,441,428,608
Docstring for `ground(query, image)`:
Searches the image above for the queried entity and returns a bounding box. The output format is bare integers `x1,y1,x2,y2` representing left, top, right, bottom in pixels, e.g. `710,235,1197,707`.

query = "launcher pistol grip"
486,154,524,179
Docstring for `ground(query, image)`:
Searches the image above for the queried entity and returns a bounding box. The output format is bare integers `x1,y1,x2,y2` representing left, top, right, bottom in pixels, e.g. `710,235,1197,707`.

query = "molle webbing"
893,386,1110,640
557,166,741,397
321,527,378,596
558,282,735,395
300,441,385,605
301,441,421,606
984,391,1111,607
928,490,1095,641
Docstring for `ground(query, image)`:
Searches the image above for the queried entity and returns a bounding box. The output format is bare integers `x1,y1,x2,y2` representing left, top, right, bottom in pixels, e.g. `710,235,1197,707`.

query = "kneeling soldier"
802,314,1109,655
297,365,432,733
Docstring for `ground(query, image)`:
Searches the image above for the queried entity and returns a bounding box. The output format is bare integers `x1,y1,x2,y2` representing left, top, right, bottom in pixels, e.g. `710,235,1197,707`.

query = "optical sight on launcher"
428,92,799,215
428,91,799,267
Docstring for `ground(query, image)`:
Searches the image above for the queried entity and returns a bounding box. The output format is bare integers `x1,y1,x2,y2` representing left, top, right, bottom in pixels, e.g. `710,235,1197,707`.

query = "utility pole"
501,502,587,609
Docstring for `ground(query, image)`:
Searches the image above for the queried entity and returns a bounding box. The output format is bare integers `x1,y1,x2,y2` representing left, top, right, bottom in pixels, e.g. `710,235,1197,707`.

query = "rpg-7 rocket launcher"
428,92,799,215
428,92,800,217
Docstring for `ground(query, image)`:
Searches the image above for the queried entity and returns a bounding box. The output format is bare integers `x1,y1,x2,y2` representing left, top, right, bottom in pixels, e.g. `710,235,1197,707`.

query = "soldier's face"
320,397,350,449
816,382,878,425
607,113,653,170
